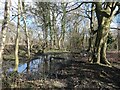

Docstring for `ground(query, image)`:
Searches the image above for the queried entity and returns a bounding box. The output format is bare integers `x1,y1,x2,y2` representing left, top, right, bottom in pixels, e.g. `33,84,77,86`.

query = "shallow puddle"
6,53,69,75
8,56,45,73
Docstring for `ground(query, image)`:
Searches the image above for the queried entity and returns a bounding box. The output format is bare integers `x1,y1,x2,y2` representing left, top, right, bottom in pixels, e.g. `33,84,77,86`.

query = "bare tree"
92,2,119,65
21,0,31,73
0,0,10,61
14,0,21,71
59,3,67,49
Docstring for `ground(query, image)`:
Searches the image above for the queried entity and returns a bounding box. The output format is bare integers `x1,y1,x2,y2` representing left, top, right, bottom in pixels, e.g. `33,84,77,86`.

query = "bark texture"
92,2,118,65
0,0,10,61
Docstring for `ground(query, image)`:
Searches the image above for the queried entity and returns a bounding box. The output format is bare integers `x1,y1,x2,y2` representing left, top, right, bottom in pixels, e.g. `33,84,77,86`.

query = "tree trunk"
80,29,85,49
42,18,48,51
14,0,21,72
22,0,31,73
48,7,53,49
0,2,10,87
87,3,94,52
0,0,10,61
118,15,120,57
60,3,66,49
100,41,110,65
51,10,59,49
52,12,56,49
91,2,118,65
93,17,111,65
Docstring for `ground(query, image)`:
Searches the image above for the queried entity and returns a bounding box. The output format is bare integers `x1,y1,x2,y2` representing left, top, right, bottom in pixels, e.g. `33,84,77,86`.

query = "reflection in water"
18,63,27,73
7,53,68,79
8,57,43,73
8,63,27,73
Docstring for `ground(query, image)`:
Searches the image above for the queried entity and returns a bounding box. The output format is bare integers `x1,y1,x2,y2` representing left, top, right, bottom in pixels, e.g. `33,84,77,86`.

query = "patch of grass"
45,49,69,53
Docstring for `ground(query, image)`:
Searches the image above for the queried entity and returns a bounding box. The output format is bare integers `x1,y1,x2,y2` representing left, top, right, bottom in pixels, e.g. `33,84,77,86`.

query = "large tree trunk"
91,2,118,65
93,17,111,65
14,0,21,72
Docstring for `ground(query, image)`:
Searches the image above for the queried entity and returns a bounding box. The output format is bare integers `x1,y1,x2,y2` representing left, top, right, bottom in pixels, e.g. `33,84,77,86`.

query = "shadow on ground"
51,59,120,89
2,52,120,89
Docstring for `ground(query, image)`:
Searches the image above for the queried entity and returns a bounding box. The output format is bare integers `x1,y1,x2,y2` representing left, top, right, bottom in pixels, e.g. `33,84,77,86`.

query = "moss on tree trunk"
93,17,111,65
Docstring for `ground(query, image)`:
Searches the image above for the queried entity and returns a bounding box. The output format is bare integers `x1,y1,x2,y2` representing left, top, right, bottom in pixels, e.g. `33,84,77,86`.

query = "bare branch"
66,2,84,13
110,27,120,30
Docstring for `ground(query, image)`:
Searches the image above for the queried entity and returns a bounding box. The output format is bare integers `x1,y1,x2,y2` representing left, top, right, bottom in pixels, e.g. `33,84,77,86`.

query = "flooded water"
7,55,49,73
3,53,70,79
8,57,43,73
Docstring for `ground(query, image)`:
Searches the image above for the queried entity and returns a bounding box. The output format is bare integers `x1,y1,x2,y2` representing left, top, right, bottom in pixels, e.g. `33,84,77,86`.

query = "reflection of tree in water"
27,54,66,79
25,55,57,79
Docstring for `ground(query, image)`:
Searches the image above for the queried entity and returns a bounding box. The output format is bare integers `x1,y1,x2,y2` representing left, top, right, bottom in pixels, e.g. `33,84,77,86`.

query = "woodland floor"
2,49,120,89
